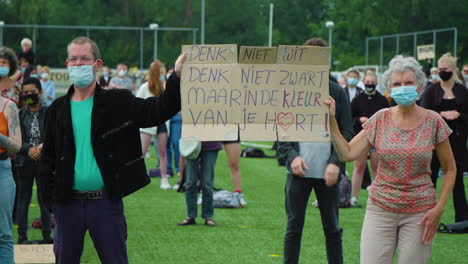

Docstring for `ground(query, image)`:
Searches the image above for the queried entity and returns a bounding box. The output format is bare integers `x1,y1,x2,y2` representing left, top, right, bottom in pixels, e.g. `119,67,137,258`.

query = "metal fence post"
140,29,143,70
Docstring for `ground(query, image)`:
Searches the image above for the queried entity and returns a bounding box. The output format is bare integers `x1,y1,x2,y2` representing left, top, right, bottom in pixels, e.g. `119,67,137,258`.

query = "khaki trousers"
361,200,433,264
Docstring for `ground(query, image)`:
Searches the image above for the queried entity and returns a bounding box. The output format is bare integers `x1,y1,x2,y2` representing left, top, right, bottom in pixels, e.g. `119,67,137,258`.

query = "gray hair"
67,36,101,60
21,38,32,47
0,46,18,76
381,55,426,92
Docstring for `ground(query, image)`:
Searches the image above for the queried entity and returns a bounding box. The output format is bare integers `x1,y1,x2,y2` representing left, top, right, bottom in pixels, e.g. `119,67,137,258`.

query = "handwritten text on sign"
181,45,330,142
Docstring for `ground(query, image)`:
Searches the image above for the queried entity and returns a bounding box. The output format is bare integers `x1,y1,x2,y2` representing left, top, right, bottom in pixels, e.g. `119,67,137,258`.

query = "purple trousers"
52,196,128,264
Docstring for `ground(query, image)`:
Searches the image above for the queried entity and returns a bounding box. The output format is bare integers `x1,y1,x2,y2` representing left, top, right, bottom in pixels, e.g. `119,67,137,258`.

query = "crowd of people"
0,35,466,264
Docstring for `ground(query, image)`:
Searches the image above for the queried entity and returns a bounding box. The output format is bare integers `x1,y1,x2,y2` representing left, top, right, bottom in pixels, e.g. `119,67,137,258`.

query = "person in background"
0,47,20,105
109,63,134,92
39,66,56,106
344,68,364,103
338,73,347,88
136,60,171,190
0,46,22,264
15,77,52,244
23,66,38,80
427,67,440,86
98,66,112,89
222,141,247,205
17,38,35,66
462,64,468,88
420,53,468,223
178,141,221,227
349,73,389,207
326,55,456,263
167,111,181,178
279,37,353,264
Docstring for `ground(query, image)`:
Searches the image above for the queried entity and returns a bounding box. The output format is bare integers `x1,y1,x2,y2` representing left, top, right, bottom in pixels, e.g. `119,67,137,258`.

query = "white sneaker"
197,196,202,205
145,152,151,159
311,200,319,207
239,193,247,206
350,197,358,206
172,182,180,190
160,178,171,190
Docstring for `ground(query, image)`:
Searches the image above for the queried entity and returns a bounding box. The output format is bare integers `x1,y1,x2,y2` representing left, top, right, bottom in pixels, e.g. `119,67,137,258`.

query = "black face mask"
23,93,40,105
365,84,376,93
439,70,453,81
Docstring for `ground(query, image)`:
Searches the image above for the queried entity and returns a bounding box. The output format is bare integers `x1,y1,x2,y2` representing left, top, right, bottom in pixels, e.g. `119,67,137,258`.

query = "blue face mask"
390,85,419,106
159,75,165,82
30,73,39,78
21,67,26,73
0,66,9,77
347,77,359,86
68,64,96,88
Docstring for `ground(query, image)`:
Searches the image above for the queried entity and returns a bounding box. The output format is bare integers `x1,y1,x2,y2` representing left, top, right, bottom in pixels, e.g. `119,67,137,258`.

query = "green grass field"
20,143,468,264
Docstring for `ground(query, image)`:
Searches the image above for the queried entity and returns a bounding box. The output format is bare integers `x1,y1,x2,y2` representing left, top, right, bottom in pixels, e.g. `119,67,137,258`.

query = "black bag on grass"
437,221,468,234
339,172,351,208
241,147,266,158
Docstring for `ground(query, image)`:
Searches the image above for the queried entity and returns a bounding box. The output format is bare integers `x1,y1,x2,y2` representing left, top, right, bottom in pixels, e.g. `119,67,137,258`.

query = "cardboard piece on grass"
14,244,55,263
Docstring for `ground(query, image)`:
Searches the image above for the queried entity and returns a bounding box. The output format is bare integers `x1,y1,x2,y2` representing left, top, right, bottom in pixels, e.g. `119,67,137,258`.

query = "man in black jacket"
39,37,185,264
279,38,353,264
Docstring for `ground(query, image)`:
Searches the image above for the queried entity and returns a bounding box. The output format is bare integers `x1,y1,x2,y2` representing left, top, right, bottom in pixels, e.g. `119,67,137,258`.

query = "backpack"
339,172,352,208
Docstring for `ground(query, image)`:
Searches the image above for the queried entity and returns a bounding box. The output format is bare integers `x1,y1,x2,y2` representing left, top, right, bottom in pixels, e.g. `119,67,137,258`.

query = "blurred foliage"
0,0,466,71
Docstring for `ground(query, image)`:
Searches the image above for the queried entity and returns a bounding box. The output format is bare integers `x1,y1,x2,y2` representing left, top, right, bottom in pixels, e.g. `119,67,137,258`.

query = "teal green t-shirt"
71,96,104,191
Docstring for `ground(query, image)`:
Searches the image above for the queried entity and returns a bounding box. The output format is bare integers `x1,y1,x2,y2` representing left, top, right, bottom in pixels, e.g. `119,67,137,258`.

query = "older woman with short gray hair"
325,55,456,264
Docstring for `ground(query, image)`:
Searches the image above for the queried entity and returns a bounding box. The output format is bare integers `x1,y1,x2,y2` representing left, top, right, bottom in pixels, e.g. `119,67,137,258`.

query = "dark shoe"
204,218,217,227
18,239,34,245
18,236,29,244
177,218,196,226
39,237,54,244
350,203,362,208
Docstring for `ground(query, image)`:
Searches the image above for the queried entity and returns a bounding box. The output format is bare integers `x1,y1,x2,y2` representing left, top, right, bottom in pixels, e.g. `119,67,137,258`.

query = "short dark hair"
304,38,328,47
22,77,42,91
0,46,18,76
24,65,37,79
67,36,101,60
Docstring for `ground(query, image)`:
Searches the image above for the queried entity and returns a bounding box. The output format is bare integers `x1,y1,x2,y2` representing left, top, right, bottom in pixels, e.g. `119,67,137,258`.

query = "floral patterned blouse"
363,108,452,213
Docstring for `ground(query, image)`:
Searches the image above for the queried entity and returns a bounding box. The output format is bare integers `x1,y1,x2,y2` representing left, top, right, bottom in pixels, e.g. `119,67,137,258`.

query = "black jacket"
344,86,364,103
39,73,181,208
278,81,354,175
99,76,112,88
351,92,389,134
420,82,468,137
15,105,48,167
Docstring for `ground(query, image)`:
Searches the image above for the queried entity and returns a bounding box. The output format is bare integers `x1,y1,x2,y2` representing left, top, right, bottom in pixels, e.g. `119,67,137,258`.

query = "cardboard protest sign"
181,44,239,141
14,244,55,263
275,45,330,142
417,44,435,60
180,44,330,142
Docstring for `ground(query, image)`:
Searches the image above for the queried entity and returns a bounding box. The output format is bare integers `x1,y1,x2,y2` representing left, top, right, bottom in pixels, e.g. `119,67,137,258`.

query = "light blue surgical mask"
0,66,9,77
21,67,26,73
68,64,96,88
347,77,359,86
431,74,439,81
390,85,419,106
159,75,165,82
30,73,39,78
